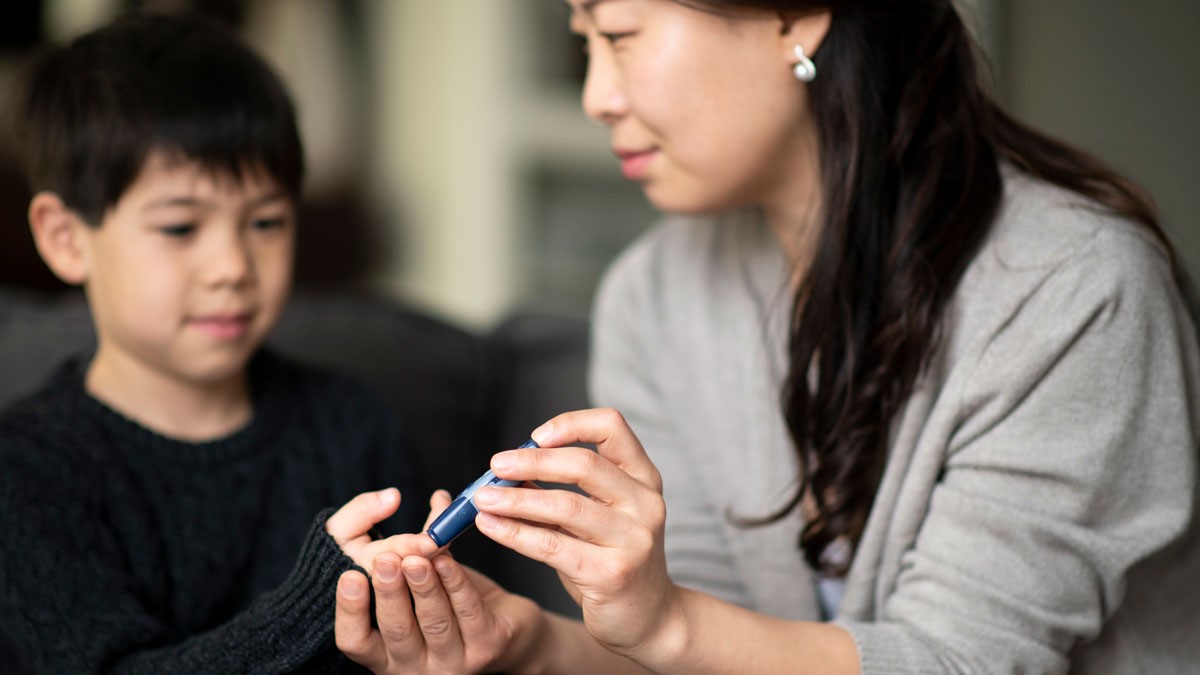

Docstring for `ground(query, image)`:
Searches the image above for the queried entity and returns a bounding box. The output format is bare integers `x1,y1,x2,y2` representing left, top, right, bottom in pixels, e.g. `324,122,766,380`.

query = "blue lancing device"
426,440,538,548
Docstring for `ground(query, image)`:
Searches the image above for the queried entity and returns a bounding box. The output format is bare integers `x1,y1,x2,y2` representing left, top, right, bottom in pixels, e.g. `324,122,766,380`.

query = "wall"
1001,0,1200,275
2,1,1197,324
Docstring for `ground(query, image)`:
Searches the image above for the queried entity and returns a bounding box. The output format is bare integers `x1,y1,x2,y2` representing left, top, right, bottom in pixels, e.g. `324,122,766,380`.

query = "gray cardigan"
589,168,1200,674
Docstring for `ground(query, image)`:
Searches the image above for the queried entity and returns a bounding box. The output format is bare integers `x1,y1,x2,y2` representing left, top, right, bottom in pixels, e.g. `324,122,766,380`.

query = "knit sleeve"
0,446,359,675
839,228,1200,673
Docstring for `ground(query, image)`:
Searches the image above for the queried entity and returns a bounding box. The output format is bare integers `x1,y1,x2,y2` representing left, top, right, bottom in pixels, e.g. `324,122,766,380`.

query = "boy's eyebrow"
141,191,289,212
142,196,204,211
247,191,289,207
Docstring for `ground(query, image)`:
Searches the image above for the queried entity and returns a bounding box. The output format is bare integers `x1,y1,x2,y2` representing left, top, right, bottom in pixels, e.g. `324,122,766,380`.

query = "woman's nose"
581,42,628,126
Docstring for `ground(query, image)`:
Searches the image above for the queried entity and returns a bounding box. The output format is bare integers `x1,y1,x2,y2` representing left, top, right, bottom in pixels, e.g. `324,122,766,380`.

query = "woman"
335,1,1200,672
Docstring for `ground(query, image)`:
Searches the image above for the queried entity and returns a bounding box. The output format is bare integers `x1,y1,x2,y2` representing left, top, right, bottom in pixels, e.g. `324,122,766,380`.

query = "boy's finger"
334,571,387,670
404,556,465,661
379,532,440,559
326,488,400,544
421,489,454,531
372,553,426,665
433,555,496,639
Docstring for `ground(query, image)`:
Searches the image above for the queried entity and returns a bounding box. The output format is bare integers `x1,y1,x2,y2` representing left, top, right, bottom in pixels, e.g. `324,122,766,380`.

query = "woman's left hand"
472,408,684,661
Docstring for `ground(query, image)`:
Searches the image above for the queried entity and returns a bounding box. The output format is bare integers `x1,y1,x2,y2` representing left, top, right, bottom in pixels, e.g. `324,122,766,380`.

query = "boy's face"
79,151,295,389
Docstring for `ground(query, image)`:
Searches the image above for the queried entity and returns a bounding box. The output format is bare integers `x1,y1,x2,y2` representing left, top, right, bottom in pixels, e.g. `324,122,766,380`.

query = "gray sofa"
0,285,589,617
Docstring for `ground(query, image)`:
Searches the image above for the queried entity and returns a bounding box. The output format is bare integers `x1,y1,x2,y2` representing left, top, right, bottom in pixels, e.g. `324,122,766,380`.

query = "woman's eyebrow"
566,0,612,16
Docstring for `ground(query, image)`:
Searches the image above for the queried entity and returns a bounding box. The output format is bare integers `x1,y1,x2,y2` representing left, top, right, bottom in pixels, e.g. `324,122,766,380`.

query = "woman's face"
568,0,829,215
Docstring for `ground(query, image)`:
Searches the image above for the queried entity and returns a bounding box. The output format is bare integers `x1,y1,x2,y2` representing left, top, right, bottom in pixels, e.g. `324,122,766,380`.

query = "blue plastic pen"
426,440,538,548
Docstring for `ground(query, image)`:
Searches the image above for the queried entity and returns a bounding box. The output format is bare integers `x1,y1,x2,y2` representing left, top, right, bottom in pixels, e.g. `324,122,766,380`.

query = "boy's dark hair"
15,10,304,225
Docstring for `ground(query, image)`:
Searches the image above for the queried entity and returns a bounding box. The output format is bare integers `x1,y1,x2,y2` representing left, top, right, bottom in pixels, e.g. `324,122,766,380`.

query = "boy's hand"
327,488,410,570
335,551,546,674
326,489,445,572
336,490,546,673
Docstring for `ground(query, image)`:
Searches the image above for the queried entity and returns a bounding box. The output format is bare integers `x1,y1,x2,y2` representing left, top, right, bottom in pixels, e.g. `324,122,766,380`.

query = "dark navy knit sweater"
0,350,425,673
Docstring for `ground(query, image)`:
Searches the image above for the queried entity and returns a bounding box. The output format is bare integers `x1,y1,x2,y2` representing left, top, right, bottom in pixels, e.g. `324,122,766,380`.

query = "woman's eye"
600,31,634,45
159,224,195,238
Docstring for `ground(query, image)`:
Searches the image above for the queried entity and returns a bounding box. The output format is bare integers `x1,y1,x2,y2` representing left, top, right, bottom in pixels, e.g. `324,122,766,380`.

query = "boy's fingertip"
339,572,364,599
419,533,440,555
433,556,454,580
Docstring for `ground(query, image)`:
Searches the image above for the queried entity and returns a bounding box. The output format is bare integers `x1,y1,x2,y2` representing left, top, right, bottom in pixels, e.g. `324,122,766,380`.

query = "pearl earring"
793,44,816,82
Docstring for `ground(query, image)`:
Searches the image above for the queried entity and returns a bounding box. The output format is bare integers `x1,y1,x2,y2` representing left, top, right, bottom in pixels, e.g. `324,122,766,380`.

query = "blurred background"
1,0,1197,329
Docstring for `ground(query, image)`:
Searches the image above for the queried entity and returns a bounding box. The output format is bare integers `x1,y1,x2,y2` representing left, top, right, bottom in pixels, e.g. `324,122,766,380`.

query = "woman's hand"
335,491,547,674
472,408,685,662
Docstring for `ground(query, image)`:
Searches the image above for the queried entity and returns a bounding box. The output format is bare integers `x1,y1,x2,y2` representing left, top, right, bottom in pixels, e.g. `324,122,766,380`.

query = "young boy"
0,11,424,673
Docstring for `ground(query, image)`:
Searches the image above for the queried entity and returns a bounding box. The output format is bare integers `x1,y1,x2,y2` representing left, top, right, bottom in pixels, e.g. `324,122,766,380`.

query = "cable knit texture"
0,349,425,674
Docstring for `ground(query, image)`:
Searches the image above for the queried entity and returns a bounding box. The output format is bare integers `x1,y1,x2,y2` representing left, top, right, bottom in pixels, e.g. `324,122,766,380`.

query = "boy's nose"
205,234,253,288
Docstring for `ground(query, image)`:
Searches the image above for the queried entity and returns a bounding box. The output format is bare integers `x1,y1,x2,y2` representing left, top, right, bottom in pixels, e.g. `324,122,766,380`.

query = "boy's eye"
251,217,288,231
159,224,195,238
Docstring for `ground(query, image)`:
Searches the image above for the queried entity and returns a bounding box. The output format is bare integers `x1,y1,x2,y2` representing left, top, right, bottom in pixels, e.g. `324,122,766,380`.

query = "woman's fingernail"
476,511,501,530
380,488,398,506
531,422,554,445
404,564,428,583
375,558,398,582
433,557,453,580
491,451,515,472
340,575,363,599
475,487,500,506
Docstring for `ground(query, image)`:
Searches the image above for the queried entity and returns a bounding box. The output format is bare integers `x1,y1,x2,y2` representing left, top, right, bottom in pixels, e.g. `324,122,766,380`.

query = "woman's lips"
615,148,657,180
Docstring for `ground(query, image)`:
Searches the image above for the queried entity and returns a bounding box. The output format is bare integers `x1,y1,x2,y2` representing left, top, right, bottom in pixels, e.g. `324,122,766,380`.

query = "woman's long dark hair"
708,0,1187,576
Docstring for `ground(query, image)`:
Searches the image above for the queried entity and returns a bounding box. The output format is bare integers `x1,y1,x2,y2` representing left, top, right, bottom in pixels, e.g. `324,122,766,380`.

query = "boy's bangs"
150,85,304,199
146,35,304,200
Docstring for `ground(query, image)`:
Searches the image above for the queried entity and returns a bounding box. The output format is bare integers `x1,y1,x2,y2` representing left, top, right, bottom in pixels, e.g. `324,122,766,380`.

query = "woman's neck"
761,119,824,281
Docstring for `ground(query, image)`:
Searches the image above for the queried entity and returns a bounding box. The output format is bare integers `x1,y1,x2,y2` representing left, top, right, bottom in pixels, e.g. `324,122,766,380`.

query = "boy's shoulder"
0,353,87,430
0,355,96,481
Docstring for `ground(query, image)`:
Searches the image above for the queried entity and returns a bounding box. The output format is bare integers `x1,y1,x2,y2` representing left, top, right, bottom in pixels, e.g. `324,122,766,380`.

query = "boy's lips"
189,312,253,340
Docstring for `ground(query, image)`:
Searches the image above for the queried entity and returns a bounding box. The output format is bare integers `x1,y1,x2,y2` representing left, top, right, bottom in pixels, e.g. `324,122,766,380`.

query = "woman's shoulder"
960,168,1180,318
938,168,1196,391
983,167,1172,279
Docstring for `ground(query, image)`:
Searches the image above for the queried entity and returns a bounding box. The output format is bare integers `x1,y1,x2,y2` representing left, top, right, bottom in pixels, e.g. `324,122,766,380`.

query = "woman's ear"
28,192,91,285
777,10,833,64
